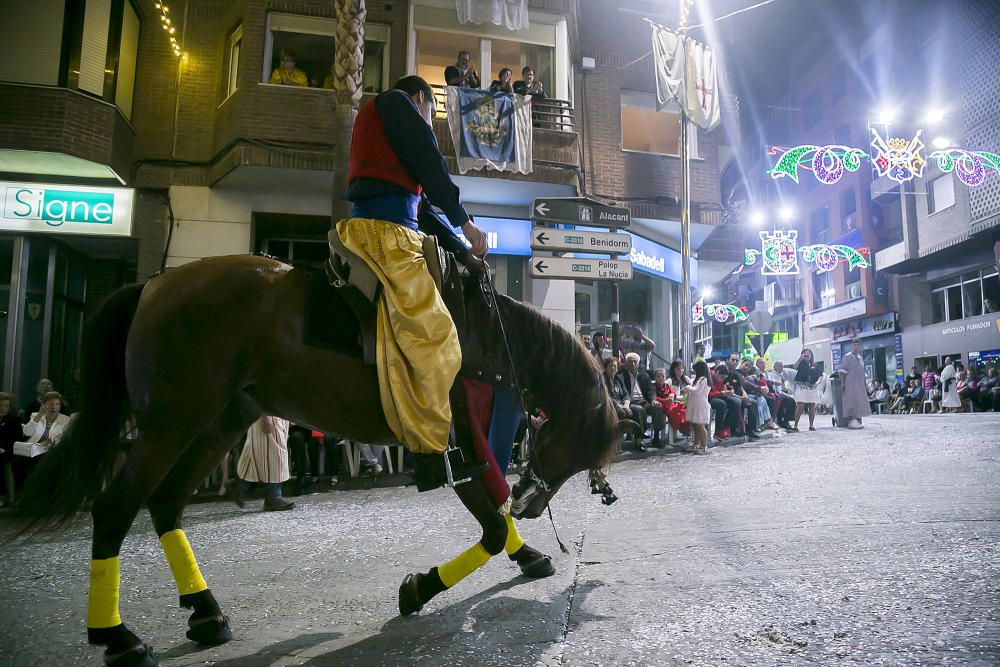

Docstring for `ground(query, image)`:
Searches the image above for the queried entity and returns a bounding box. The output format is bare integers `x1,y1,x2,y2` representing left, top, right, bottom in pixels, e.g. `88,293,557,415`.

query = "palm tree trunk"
331,0,366,223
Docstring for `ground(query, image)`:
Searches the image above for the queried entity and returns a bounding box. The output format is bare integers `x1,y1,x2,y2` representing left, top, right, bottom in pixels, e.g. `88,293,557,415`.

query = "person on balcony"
269,50,308,87
444,51,480,89
514,66,546,99
489,67,514,94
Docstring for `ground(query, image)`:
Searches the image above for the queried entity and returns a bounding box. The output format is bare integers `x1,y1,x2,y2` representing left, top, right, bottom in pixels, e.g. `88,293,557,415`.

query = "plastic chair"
921,398,934,414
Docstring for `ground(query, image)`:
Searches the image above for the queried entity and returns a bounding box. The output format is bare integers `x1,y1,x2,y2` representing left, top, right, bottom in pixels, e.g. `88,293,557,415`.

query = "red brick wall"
576,1,721,219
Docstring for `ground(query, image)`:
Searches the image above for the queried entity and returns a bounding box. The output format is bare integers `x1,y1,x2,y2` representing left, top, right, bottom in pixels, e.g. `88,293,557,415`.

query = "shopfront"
830,312,899,383
901,312,1000,372
1,180,135,406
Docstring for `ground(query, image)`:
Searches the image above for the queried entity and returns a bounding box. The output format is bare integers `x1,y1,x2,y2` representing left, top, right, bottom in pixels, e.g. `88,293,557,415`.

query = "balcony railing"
430,84,576,132
764,279,802,311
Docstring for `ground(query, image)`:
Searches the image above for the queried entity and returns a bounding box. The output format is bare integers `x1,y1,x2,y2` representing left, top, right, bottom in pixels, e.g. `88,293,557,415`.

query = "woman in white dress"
940,357,960,412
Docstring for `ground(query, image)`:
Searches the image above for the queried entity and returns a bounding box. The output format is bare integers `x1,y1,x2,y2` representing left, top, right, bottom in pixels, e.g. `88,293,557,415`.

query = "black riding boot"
412,448,488,492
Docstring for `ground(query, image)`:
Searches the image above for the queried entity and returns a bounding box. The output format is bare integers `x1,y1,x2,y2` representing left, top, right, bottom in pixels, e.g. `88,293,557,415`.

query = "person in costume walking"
338,75,489,491
839,339,872,429
230,416,295,511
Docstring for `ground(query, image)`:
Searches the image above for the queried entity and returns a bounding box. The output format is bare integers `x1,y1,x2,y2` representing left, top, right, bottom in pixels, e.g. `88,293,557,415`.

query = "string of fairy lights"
678,0,695,28
154,2,183,57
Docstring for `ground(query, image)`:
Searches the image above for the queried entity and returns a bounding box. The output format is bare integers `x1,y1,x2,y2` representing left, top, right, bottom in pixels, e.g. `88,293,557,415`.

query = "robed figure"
840,341,871,427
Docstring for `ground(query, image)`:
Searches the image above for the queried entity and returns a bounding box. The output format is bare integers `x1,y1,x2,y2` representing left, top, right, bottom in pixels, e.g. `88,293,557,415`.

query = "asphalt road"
1,413,998,666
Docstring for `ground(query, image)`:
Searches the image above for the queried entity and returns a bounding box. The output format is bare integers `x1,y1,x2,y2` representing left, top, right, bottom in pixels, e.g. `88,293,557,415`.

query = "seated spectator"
977,367,999,411
764,360,797,431
958,369,978,410
617,352,666,447
603,356,643,446
653,366,688,437
736,358,776,433
489,67,514,94
17,392,71,486
590,332,610,362
708,365,741,440
22,378,72,423
869,381,890,411
269,50,308,87
444,50,480,89
619,325,656,372
513,65,546,98
902,380,924,412
0,392,21,506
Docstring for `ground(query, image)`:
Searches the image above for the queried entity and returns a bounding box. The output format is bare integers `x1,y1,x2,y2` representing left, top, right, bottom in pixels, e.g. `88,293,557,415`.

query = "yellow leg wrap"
503,513,525,555
87,557,122,629
160,529,208,596
438,542,491,589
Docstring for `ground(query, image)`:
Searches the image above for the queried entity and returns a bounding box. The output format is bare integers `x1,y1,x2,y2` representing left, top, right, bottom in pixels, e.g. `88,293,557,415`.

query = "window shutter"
79,0,112,96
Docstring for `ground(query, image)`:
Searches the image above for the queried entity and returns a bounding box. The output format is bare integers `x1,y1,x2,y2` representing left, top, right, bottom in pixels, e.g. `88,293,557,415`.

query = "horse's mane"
497,294,620,468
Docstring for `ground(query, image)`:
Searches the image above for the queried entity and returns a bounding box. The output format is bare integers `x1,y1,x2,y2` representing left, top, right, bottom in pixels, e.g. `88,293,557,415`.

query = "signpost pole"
680,107,693,367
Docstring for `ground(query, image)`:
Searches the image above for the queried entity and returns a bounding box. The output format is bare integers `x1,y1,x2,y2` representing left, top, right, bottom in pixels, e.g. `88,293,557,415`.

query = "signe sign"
531,197,630,228
0,180,134,237
530,257,632,281
530,227,631,254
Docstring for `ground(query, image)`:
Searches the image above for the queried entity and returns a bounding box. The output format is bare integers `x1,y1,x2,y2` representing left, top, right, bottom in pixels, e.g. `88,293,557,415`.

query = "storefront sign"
809,297,867,328
831,313,897,342
894,333,904,381
530,257,632,281
0,181,133,237
940,320,997,336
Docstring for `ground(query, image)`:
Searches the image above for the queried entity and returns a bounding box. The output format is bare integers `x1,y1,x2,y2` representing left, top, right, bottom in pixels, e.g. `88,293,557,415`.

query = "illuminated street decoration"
705,303,748,324
759,230,799,275
768,130,996,187
767,145,867,184
870,129,925,184
692,297,705,324
929,148,1000,187
799,244,871,273
744,248,759,265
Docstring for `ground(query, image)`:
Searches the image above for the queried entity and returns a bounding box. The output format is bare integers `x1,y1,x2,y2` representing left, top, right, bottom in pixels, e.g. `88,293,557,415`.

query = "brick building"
0,0,725,399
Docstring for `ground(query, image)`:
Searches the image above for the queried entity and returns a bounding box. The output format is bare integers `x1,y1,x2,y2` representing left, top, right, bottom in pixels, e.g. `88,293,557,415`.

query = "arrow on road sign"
535,202,550,217
534,260,548,273
530,197,630,228
535,231,549,244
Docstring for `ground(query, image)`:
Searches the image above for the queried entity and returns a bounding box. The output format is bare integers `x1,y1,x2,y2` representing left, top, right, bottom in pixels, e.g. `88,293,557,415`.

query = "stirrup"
443,446,473,487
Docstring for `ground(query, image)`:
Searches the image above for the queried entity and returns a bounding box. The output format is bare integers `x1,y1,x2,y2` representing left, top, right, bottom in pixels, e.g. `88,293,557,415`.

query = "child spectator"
653,367,689,437
684,361,712,454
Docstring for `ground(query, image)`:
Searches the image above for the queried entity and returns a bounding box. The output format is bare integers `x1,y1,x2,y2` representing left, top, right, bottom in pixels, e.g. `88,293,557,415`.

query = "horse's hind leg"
87,431,193,667
147,394,258,647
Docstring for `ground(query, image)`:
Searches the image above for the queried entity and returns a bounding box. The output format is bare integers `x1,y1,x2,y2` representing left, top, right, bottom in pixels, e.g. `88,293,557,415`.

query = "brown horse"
14,254,622,667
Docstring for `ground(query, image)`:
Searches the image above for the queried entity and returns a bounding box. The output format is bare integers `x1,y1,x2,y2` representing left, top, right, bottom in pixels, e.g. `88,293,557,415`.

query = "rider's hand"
462,221,488,258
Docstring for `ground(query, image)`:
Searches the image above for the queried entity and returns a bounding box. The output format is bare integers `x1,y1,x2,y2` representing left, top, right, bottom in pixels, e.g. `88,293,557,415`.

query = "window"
225,24,242,98
415,28,480,88
930,268,999,322
773,314,800,339
620,91,699,157
814,270,835,309
115,1,140,119
845,280,862,300
802,87,822,129
810,206,830,243
263,13,390,92
927,173,956,214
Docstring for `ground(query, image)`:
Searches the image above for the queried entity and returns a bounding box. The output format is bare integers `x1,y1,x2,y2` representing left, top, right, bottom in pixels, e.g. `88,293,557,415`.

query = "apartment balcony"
0,84,135,182
431,85,580,188
764,279,802,312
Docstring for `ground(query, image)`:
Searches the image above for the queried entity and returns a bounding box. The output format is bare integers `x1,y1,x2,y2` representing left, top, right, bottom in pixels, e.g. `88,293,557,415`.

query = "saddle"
324,228,453,366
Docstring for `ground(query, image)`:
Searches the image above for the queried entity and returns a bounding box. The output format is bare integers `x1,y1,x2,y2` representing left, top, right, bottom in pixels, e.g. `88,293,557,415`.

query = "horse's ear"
617,419,639,436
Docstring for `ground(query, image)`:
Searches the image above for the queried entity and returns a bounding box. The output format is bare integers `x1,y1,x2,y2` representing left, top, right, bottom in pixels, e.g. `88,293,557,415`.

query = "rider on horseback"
338,74,490,491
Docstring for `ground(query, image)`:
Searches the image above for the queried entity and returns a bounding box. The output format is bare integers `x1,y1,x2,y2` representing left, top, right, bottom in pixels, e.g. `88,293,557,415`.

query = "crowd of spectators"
886,359,1000,413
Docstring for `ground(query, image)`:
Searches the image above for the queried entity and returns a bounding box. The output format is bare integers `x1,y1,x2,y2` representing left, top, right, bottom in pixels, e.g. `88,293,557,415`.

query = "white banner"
455,0,528,31
651,22,720,131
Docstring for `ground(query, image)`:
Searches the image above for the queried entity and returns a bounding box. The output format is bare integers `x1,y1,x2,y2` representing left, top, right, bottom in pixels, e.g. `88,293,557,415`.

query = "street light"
778,205,796,222
876,106,896,124
932,136,953,149
749,210,766,226
701,287,714,299
923,107,946,124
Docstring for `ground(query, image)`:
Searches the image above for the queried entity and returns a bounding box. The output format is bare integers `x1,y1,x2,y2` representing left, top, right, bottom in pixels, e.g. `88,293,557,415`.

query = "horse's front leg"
397,479,551,616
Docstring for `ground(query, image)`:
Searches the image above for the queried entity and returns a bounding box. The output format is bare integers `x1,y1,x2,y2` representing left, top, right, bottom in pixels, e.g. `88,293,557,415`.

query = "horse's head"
510,381,629,519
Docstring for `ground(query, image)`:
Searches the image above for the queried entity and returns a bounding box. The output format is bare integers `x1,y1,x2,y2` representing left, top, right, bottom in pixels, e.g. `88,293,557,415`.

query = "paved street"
2,413,998,666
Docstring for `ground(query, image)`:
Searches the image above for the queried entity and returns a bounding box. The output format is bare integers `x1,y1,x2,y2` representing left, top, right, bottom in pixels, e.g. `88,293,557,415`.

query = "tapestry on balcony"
446,87,533,175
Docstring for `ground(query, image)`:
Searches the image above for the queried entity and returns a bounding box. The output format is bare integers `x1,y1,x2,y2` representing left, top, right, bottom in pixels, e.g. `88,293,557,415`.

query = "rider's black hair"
393,75,434,100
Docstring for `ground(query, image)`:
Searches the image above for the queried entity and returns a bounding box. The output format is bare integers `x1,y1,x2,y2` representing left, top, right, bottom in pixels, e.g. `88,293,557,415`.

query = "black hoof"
519,554,556,578
186,614,232,646
104,643,159,667
398,574,424,616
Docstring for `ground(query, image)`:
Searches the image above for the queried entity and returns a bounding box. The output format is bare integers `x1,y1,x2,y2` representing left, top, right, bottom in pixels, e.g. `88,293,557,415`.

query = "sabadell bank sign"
0,181,134,237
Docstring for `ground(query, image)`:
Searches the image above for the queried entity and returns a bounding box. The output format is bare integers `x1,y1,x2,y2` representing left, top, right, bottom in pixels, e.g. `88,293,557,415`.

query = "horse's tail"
12,282,145,536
